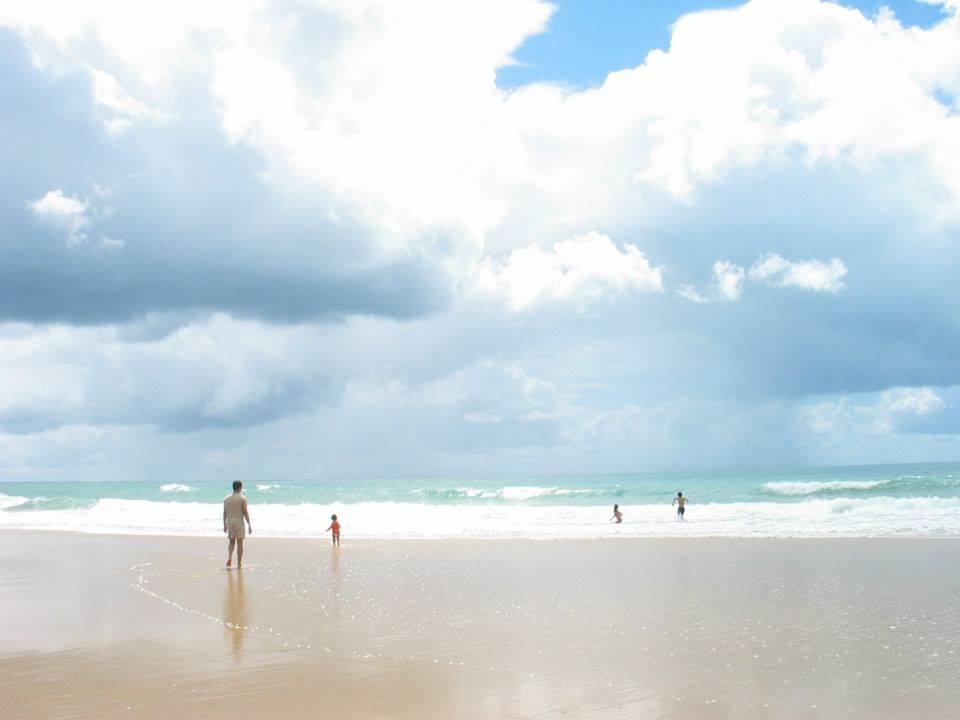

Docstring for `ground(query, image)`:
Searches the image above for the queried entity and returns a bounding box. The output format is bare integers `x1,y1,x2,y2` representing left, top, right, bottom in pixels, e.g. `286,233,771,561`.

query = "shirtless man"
223,481,252,568
672,491,687,520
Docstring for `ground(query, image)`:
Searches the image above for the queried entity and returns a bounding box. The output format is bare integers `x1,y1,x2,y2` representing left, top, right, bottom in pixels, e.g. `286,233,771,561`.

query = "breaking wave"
764,480,891,496
410,486,622,501
2,495,959,538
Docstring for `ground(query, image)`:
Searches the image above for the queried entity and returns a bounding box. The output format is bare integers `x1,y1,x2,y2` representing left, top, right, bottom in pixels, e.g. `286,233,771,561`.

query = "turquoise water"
2,462,959,505
2,462,959,538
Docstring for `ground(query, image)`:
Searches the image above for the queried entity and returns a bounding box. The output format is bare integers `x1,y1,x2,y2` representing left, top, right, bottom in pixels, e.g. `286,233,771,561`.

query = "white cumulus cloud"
5,0,960,255
472,231,664,310
749,253,847,292
679,260,745,303
681,253,844,303
28,189,89,245
28,188,121,249
883,386,945,416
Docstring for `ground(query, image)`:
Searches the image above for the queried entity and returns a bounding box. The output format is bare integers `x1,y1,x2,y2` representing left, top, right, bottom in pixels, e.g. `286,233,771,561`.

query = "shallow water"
2,461,960,538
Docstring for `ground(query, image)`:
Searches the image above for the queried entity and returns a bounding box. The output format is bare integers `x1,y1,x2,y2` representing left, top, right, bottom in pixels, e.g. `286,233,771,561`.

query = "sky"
1,0,960,481
498,0,947,87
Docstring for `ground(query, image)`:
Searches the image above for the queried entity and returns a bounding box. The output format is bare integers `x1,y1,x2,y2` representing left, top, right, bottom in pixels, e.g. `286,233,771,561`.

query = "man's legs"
236,538,244,567
227,537,236,567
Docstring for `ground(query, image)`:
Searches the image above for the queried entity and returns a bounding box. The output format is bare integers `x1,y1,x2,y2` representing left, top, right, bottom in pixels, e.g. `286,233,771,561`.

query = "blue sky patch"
497,0,949,89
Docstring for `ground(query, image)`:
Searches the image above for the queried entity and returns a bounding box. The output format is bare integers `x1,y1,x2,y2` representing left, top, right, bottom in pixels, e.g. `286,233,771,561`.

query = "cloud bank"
1,0,960,478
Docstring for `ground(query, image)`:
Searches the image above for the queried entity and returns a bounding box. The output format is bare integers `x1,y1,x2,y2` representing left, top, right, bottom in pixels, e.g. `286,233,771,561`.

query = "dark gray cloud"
0,31,452,325
602,164,960,400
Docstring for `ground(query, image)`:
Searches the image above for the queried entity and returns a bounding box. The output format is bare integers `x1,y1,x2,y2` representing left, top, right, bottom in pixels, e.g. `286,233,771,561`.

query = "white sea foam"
256,484,281,492
2,496,959,538
498,486,593,500
411,487,499,499
0,493,28,510
463,488,498,498
159,483,193,493
411,486,594,500
501,486,562,501
764,480,890,496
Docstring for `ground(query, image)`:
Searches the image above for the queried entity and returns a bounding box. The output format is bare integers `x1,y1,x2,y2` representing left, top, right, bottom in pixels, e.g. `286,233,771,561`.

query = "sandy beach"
1,533,958,719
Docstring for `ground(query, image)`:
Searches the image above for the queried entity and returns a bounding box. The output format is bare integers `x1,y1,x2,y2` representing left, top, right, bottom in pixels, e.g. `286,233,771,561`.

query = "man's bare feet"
226,559,232,568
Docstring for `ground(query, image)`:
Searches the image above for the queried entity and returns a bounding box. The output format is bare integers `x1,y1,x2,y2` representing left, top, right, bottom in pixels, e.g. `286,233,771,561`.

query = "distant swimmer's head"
233,480,243,492
677,491,682,497
614,504,619,510
331,513,338,521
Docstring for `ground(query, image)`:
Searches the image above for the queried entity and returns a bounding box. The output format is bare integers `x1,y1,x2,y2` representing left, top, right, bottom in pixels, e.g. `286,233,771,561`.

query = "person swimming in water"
672,492,687,520
610,504,623,524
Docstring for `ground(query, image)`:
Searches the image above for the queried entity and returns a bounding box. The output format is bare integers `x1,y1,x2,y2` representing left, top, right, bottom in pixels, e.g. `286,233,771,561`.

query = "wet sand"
1,533,958,719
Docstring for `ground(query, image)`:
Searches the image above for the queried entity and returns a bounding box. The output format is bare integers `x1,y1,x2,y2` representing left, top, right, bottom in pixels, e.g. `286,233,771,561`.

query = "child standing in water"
610,504,623,524
672,492,687,520
326,514,341,546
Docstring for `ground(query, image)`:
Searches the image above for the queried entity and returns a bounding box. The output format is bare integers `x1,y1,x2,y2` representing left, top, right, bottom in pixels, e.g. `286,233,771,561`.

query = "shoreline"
4,527,960,541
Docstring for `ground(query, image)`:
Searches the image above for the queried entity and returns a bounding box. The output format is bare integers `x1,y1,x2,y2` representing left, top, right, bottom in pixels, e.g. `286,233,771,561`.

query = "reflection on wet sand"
224,569,247,659
331,545,340,576
3,535,960,719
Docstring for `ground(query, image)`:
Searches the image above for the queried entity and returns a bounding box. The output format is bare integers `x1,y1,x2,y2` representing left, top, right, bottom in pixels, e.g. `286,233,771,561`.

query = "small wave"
764,480,890,496
159,483,193,493
412,486,599,501
0,492,30,511
502,486,564,501
4,496,98,512
411,487,500,500
257,484,281,492
501,486,602,500
2,495,960,538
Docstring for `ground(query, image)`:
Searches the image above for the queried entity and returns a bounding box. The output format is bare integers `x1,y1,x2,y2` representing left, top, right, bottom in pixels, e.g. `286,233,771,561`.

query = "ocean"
2,462,959,538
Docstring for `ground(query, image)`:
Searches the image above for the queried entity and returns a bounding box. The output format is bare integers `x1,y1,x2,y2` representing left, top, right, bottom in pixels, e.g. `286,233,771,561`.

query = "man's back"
224,492,246,520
